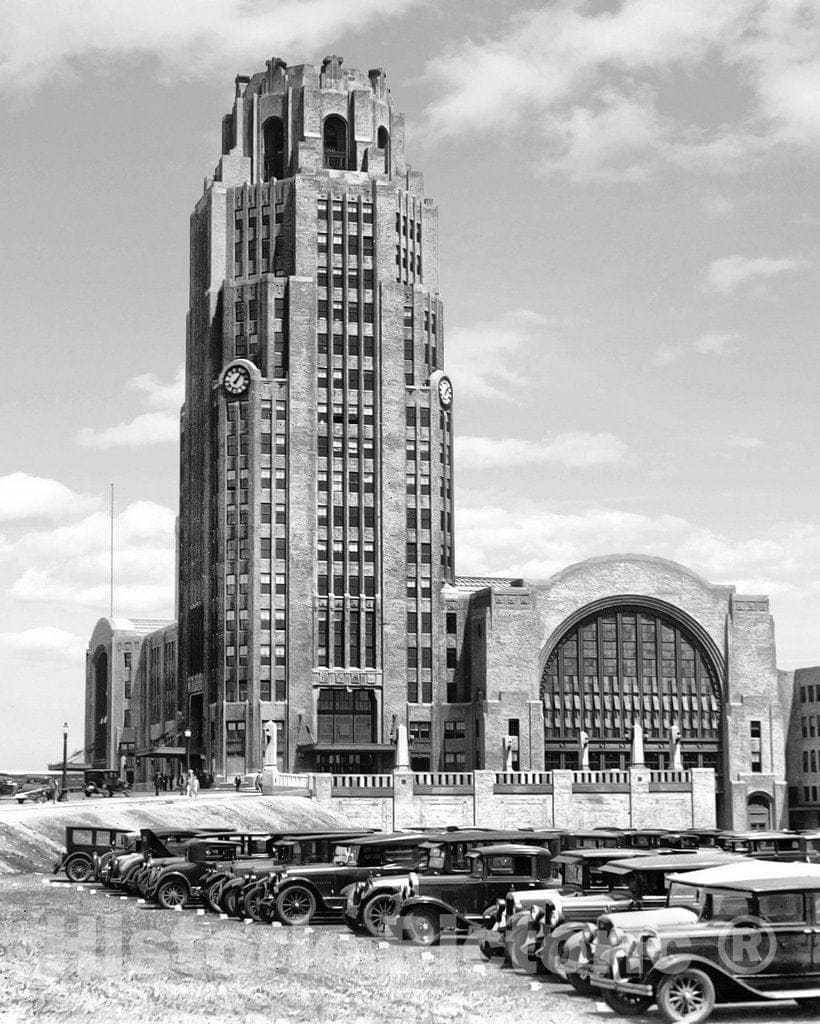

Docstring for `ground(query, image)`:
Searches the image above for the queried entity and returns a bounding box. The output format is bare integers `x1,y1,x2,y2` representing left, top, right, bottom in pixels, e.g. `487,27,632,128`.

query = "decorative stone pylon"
579,730,590,770
394,723,410,770
631,720,645,767
263,720,278,772
669,722,683,771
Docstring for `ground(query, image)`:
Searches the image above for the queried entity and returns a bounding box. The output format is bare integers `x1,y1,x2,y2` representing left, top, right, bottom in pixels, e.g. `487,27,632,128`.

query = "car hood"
598,906,699,931
510,889,563,910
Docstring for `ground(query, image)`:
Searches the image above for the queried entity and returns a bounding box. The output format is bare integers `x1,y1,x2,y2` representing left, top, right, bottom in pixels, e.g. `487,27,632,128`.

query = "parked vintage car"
596,868,820,1022
554,852,742,992
103,829,207,891
147,839,242,909
478,847,660,968
559,830,628,851
93,831,140,882
83,770,131,798
342,830,564,937
390,844,559,946
263,833,432,925
212,831,373,918
53,826,137,881
15,775,58,804
621,830,700,851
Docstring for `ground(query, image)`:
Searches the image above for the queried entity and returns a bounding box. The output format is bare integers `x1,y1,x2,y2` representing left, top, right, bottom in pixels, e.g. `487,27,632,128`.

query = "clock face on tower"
223,364,250,397
437,375,453,409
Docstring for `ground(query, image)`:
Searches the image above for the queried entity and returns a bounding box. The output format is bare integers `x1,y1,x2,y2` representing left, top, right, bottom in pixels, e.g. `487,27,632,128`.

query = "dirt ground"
1,876,813,1024
0,875,594,1024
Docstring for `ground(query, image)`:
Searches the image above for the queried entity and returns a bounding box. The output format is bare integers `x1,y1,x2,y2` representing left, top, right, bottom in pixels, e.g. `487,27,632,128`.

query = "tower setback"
178,57,454,776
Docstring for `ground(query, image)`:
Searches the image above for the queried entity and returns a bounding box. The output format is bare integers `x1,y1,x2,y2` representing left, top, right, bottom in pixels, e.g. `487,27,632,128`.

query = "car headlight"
642,933,661,961
582,923,595,944
408,872,419,895
608,926,623,947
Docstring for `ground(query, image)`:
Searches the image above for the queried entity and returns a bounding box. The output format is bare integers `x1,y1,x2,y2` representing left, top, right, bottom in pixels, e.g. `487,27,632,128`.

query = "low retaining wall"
262,767,716,831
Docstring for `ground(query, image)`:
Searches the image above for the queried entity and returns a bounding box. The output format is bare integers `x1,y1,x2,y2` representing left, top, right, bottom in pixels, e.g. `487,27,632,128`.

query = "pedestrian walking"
254,771,263,792
190,770,200,798
234,773,242,792
153,771,161,796
177,773,185,796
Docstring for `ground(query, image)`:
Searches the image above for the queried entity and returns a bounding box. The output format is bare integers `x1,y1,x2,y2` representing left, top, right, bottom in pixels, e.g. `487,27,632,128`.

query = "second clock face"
223,364,250,396
438,375,453,408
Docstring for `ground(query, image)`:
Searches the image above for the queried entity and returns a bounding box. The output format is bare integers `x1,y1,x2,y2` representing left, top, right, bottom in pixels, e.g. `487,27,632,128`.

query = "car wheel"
656,968,715,1024
275,885,317,926
157,880,188,911
567,972,596,996
402,907,441,946
478,938,496,960
508,928,547,975
603,988,653,1016
362,894,397,938
244,883,270,923
65,858,92,882
222,887,239,917
204,879,225,914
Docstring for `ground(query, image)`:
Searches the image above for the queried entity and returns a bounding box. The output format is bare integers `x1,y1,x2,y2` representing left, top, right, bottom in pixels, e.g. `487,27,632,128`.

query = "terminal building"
85,56,806,830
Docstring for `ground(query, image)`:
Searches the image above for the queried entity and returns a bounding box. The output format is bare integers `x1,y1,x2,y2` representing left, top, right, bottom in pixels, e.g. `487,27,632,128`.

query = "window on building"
316,687,375,743
323,116,347,169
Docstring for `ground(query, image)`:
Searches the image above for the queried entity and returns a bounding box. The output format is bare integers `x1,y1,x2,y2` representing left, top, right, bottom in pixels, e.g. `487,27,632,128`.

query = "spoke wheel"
157,880,188,911
403,908,440,946
204,880,224,914
275,885,317,926
244,883,269,922
362,894,396,938
478,938,496,961
65,858,92,882
656,968,715,1024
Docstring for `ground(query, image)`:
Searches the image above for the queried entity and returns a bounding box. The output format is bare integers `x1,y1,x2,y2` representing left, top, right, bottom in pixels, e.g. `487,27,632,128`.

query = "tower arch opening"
323,115,348,169
377,125,390,174
262,117,285,180
540,601,723,776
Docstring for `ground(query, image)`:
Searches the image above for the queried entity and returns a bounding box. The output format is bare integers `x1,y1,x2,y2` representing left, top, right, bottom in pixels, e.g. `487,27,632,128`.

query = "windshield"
333,845,357,866
422,846,447,873
564,862,584,888
667,882,706,912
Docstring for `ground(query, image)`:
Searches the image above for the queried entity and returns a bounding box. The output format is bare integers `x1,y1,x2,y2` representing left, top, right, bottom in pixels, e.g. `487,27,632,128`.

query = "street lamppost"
60,722,68,801
184,728,192,773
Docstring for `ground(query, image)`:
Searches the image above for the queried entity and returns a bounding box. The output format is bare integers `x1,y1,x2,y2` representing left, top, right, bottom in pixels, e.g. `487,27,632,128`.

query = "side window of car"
758,893,805,925
359,847,380,867
72,829,93,847
709,893,753,921
812,893,820,924
486,856,514,876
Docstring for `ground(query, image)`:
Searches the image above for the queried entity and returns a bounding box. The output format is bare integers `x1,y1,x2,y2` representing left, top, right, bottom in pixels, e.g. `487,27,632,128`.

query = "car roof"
732,830,798,840
696,875,820,894
602,854,743,874
567,829,625,838
469,844,549,857
553,848,654,863
665,858,820,888
344,832,429,846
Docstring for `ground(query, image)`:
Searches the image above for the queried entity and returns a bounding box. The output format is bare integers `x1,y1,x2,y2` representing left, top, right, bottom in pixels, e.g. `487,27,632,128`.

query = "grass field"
0,875,597,1024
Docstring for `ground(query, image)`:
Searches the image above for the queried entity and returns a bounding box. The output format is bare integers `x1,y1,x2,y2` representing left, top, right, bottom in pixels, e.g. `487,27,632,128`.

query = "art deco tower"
178,57,454,777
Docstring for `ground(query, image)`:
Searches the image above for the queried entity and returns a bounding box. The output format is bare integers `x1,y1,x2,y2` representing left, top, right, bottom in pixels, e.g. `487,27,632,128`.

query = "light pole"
60,722,68,801
184,728,192,774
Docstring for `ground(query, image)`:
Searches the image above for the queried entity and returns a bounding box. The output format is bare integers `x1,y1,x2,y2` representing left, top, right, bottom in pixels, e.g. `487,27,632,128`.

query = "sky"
1,0,818,769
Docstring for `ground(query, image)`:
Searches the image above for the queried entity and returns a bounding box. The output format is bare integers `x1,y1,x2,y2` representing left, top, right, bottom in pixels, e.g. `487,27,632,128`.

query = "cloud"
0,473,101,524
0,627,85,662
77,411,179,450
127,366,184,411
725,434,766,450
422,0,820,181
456,432,629,470
446,309,552,401
653,332,743,366
0,0,421,92
3,500,175,616
76,367,182,449
454,502,820,602
708,255,802,293
693,331,743,356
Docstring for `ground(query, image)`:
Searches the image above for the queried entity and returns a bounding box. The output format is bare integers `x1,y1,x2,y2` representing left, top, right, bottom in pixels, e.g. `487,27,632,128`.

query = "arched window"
263,117,285,181
323,115,347,169
93,649,109,761
377,125,390,174
541,605,722,773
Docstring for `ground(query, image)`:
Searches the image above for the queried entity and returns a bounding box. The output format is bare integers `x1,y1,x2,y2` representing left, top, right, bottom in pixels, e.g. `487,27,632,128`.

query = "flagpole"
110,483,114,618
